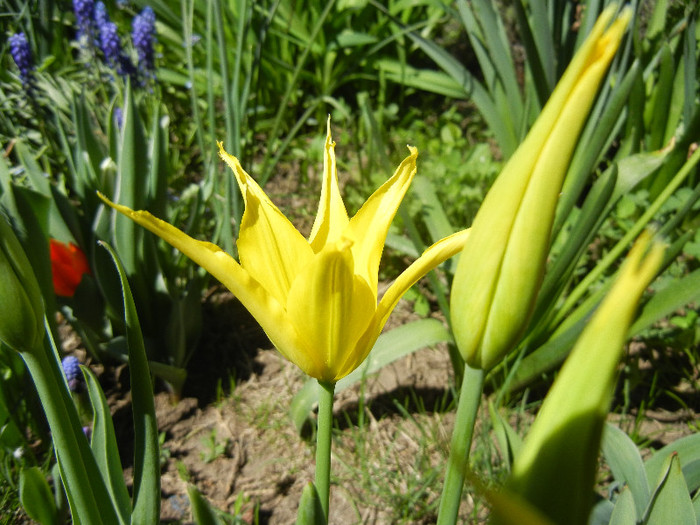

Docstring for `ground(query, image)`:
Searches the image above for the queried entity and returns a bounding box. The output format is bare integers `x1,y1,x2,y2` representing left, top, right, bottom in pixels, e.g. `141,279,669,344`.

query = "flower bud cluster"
62,356,84,393
95,2,136,80
69,1,156,84
8,33,34,92
131,7,157,81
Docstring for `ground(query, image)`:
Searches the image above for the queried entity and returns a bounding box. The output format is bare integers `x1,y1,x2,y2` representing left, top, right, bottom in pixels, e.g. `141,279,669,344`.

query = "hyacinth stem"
437,364,485,524
315,380,336,523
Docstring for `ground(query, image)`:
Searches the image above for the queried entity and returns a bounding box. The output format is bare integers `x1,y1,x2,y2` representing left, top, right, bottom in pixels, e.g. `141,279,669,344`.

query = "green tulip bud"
0,216,45,353
451,6,631,370
500,232,664,525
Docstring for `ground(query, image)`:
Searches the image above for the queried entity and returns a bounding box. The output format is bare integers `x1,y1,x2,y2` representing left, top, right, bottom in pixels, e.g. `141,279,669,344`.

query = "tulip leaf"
20,467,59,525
645,454,695,525
100,242,160,523
411,177,456,273
608,487,637,525
187,484,224,525
114,81,149,278
483,483,556,525
488,402,523,472
589,498,615,525
645,433,700,491
289,318,452,433
82,366,131,524
630,267,700,335
611,148,671,205
601,423,649,518
295,482,326,525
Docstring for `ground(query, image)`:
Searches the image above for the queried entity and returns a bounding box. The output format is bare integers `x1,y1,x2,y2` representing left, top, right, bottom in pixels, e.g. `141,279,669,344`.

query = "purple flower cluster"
95,2,136,79
132,7,156,80
8,32,34,90
71,1,156,84
73,0,97,44
62,355,84,393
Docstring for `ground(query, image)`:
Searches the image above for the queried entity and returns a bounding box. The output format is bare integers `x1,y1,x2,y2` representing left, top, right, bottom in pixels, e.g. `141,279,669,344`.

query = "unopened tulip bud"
0,217,44,353
451,6,631,370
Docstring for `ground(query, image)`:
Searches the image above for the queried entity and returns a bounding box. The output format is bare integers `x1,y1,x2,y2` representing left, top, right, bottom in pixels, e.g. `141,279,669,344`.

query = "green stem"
315,380,336,523
437,364,485,525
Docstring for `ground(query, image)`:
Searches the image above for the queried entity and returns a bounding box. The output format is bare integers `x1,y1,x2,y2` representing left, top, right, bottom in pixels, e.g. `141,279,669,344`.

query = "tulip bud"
0,217,45,353
49,239,91,298
450,6,631,370
500,232,664,525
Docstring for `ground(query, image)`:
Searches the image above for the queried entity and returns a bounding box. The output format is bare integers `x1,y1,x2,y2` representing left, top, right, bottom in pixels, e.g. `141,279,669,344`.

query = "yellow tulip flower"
99,120,469,383
450,5,631,371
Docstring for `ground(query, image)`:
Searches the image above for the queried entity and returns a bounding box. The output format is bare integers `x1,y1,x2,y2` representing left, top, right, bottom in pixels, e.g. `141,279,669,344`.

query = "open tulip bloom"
100,120,469,522
99,120,469,383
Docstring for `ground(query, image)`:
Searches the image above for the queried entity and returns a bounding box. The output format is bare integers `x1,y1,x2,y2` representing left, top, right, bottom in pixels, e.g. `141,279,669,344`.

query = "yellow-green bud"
0,216,45,353
450,6,631,370
502,231,664,525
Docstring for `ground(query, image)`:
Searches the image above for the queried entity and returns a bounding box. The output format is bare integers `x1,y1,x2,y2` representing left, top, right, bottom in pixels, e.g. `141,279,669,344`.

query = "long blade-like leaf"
100,242,160,523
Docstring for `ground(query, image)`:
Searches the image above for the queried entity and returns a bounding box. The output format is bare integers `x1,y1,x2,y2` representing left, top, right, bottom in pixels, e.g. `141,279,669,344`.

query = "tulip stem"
315,380,335,523
437,364,485,524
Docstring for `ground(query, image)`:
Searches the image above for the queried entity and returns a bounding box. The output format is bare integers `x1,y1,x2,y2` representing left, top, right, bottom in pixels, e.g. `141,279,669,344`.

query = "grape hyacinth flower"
62,356,84,393
94,1,108,28
132,6,156,80
73,0,96,44
8,33,34,91
95,3,135,79
114,107,123,129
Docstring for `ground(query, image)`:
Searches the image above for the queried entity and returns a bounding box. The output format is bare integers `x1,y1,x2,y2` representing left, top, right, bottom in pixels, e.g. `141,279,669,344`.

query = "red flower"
49,239,90,297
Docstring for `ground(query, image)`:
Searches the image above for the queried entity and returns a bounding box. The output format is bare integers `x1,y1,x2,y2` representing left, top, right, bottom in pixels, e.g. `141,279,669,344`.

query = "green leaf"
488,402,523,472
289,319,452,433
114,82,149,277
630,268,700,335
645,454,696,525
100,242,160,523
82,367,131,524
601,423,649,518
187,484,224,525
295,482,326,525
375,59,477,99
411,177,455,248
609,487,638,525
485,482,556,525
645,433,700,490
20,467,59,525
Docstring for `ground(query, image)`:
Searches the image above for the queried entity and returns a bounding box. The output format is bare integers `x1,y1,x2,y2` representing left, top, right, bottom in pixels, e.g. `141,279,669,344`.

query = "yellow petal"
377,228,471,330
97,192,306,369
345,146,418,294
335,229,469,378
218,144,313,305
286,239,375,382
308,117,350,252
